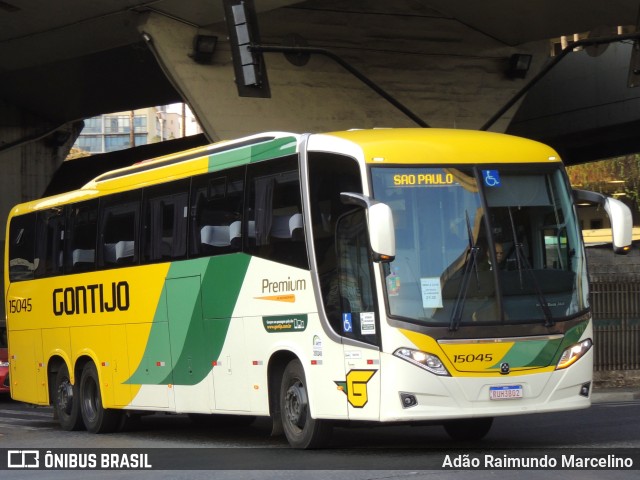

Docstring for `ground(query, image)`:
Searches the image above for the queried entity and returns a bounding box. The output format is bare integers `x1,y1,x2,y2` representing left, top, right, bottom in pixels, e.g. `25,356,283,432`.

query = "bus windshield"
371,166,587,327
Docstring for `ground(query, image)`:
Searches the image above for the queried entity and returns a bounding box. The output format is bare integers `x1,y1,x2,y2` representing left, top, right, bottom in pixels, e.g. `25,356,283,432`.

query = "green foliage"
567,155,640,210
65,147,91,160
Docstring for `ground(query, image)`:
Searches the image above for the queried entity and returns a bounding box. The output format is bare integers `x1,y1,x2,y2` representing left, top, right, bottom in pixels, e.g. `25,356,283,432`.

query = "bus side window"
35,208,65,278
142,179,189,263
245,156,308,270
65,199,99,274
8,212,37,281
99,192,140,268
190,167,245,258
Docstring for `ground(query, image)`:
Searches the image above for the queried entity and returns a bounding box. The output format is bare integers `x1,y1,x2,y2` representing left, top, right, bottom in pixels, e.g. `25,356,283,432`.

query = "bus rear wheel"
443,417,493,441
280,359,332,449
79,362,121,433
53,363,84,431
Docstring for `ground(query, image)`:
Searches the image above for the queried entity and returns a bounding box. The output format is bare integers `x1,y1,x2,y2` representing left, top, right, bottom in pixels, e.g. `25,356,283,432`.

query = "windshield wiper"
507,208,555,327
449,211,480,331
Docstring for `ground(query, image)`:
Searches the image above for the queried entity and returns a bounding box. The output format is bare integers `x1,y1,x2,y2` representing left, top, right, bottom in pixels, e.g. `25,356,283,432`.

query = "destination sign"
393,173,455,186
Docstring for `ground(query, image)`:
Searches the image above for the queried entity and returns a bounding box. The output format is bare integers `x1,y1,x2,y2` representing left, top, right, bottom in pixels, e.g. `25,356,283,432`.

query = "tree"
65,147,91,160
566,155,640,214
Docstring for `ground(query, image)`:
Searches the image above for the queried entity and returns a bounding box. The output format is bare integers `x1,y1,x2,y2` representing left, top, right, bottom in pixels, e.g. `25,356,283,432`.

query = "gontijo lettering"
53,281,130,316
393,173,454,185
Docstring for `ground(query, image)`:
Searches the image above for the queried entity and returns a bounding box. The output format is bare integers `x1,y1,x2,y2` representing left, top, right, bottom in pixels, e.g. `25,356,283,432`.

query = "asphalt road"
1,394,639,479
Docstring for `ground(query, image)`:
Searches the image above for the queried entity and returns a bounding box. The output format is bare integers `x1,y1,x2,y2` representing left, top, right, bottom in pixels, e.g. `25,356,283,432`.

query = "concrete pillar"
0,102,80,321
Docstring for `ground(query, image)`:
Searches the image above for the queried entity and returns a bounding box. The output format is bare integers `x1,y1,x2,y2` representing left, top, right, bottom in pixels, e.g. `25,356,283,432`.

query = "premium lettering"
261,277,306,294
53,281,130,316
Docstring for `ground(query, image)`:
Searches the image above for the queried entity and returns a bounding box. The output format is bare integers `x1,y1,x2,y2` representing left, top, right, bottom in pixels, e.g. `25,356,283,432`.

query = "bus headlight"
556,338,592,370
393,348,450,376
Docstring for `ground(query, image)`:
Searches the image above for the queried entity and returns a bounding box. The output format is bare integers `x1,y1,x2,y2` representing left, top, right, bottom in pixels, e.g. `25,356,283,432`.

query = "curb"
591,389,640,403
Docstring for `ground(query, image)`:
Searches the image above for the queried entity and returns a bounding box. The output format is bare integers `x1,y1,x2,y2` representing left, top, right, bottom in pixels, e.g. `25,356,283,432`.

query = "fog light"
400,392,418,408
580,382,591,397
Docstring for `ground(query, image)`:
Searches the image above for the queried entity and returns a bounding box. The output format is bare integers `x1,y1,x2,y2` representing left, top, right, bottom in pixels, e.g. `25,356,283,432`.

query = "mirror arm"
340,192,374,209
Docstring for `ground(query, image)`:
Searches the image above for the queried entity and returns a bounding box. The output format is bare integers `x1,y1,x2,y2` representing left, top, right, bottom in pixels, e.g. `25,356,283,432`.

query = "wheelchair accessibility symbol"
343,313,353,333
482,170,501,187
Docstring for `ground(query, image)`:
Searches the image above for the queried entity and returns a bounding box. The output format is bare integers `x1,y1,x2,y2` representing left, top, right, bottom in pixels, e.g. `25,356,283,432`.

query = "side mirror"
340,192,396,262
573,189,633,254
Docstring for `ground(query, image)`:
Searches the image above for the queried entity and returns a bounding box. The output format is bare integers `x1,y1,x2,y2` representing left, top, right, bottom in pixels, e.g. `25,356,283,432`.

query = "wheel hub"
57,381,73,414
284,381,308,429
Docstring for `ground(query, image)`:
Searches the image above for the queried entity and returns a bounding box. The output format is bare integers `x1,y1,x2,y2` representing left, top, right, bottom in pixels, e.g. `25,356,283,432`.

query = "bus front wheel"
79,362,121,433
53,363,84,431
443,417,494,441
280,359,332,449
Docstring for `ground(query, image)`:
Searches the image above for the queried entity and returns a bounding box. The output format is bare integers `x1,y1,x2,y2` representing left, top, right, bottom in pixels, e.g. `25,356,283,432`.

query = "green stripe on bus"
491,319,590,370
549,320,590,364
207,137,298,171
126,254,251,386
488,338,561,370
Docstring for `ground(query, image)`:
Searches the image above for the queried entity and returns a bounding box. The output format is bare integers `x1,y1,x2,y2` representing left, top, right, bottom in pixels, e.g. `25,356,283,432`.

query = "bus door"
334,209,382,421
165,275,208,410
209,314,250,412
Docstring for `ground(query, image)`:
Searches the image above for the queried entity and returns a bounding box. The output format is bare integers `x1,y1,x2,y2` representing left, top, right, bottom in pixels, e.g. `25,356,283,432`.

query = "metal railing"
590,274,640,371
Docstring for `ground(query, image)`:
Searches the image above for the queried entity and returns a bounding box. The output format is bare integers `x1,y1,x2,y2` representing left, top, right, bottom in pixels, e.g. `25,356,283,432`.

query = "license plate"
489,385,523,400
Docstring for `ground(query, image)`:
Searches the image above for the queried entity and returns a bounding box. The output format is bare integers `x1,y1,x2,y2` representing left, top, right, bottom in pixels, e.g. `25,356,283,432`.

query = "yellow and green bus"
4,128,632,448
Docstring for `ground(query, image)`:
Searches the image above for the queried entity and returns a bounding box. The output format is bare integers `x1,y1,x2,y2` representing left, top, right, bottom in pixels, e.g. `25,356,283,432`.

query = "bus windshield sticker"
360,312,376,335
420,277,443,308
342,313,353,333
386,268,400,296
482,170,501,187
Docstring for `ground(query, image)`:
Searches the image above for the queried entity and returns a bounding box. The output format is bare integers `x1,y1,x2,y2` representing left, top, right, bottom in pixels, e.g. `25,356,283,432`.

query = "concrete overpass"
2,0,640,301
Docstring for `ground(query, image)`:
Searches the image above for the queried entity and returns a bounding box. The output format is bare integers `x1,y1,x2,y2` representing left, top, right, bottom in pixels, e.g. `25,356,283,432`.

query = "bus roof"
314,128,562,165
10,128,561,216
9,132,300,215
86,132,300,190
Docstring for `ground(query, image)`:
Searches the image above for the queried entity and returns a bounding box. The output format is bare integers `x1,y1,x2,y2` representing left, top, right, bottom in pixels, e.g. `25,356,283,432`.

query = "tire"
280,359,332,449
443,417,493,441
79,362,121,433
53,363,84,431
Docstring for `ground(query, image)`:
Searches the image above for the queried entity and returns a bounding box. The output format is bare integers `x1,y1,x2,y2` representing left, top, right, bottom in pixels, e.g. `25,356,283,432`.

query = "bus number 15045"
453,353,494,363
9,298,33,313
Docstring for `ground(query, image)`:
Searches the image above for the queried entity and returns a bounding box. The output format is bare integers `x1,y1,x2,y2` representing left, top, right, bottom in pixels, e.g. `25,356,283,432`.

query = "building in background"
73,104,202,154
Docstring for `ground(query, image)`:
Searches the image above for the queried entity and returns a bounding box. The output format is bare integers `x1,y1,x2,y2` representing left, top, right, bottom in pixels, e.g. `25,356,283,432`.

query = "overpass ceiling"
0,0,298,124
1,0,639,125
416,1,639,46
